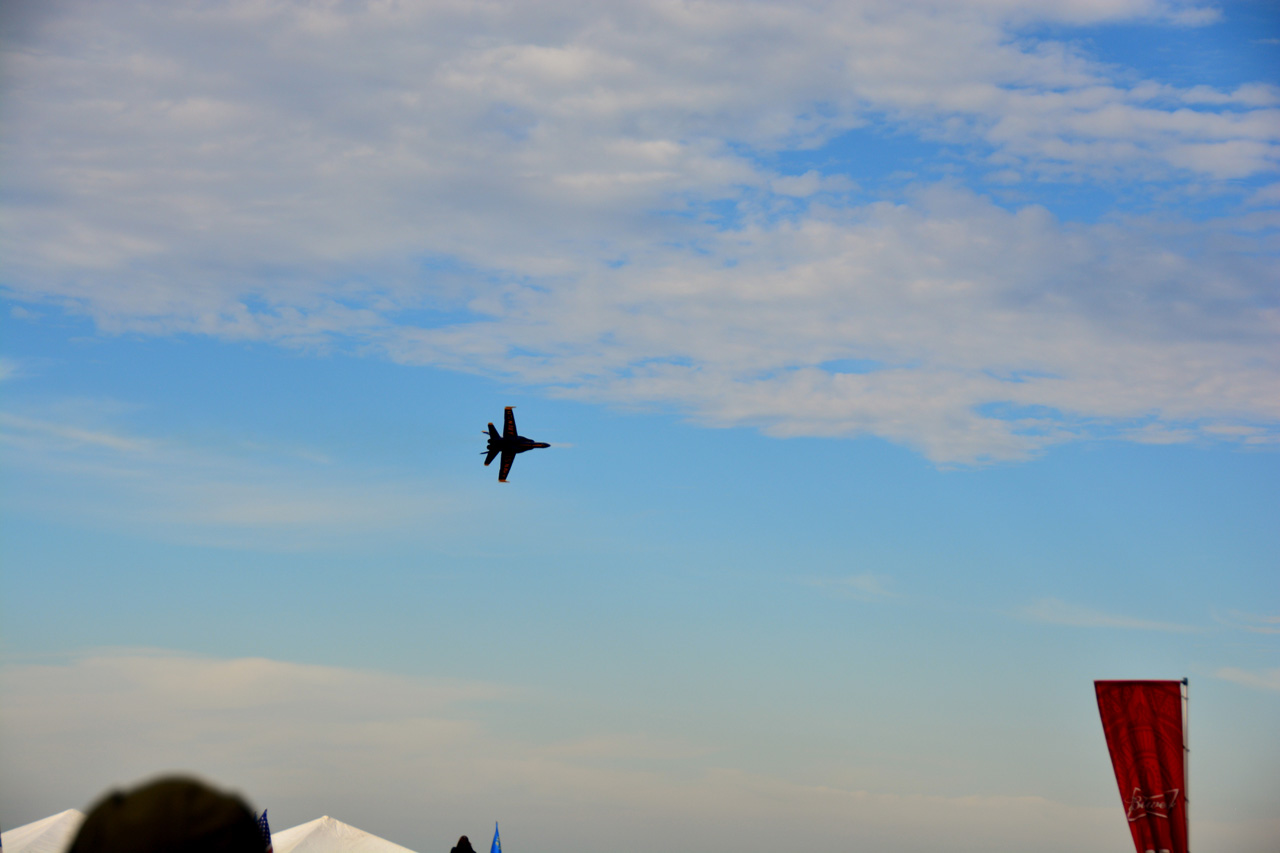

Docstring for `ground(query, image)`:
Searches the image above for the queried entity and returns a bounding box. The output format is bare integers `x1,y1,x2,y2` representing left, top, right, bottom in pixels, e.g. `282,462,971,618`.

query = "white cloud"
1182,84,1280,108
1249,181,1280,206
1017,598,1200,632
1,0,1276,464
770,171,856,198
391,186,1279,461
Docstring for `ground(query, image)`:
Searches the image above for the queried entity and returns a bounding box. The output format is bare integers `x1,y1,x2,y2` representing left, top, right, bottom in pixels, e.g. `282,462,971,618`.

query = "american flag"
257,810,273,853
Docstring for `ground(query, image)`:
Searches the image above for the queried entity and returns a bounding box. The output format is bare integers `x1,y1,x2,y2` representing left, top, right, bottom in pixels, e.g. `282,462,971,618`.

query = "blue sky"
1,2,1278,852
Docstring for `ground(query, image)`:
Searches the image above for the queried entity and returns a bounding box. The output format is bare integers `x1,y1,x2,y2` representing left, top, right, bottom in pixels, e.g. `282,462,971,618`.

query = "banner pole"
1182,677,1190,853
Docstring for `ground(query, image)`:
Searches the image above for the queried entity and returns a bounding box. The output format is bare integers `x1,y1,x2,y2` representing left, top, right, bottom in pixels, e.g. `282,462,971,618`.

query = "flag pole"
1182,678,1190,853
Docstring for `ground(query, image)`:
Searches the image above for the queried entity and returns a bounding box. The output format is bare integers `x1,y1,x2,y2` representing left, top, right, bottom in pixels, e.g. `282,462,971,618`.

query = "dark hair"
69,776,263,853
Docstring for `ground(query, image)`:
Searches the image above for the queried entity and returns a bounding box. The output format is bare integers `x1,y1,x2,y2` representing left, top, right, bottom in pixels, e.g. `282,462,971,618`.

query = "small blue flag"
490,822,501,853
257,810,273,853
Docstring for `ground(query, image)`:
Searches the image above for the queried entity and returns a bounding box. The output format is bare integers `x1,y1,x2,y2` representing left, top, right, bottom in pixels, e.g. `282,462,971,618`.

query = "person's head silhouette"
69,776,263,853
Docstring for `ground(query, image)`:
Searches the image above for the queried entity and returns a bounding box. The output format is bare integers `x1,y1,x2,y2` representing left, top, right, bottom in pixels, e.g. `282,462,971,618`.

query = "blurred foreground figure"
69,776,263,853
450,836,476,853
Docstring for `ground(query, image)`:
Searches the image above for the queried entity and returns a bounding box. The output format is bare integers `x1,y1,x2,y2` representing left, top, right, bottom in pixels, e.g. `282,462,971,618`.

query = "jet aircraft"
483,407,550,482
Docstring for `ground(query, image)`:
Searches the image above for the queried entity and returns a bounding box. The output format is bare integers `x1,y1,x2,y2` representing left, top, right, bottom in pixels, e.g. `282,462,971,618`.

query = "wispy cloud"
1214,610,1280,635
1212,667,1280,692
1016,598,1200,633
804,573,895,600
0,405,477,550
0,649,1145,853
0,412,154,453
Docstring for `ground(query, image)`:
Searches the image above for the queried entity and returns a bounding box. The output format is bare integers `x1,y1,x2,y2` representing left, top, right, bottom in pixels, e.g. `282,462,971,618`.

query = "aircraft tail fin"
488,423,501,440
484,447,500,466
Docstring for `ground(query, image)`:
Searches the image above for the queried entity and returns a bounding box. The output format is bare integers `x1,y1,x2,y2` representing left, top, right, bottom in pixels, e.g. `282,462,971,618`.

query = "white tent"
271,816,418,853
1,810,85,853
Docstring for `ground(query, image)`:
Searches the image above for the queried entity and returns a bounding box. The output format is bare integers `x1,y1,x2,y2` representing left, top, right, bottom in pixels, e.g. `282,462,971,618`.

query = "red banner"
1095,680,1188,853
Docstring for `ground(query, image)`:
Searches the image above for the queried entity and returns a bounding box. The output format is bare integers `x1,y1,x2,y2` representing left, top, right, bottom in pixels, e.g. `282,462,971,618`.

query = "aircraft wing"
498,449,516,482
503,407,518,439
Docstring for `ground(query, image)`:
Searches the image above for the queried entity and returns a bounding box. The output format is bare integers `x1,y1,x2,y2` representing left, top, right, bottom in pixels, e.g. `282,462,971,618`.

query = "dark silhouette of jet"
483,407,550,482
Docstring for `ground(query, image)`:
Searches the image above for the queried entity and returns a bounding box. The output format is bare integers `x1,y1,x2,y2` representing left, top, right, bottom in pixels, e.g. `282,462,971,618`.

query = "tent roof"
272,816,418,853
1,810,85,853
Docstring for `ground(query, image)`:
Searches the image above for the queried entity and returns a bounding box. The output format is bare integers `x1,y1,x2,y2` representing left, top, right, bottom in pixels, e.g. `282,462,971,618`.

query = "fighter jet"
483,407,550,482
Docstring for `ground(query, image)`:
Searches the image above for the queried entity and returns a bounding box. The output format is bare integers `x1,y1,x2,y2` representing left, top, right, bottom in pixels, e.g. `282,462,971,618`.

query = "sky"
0,1,1277,851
